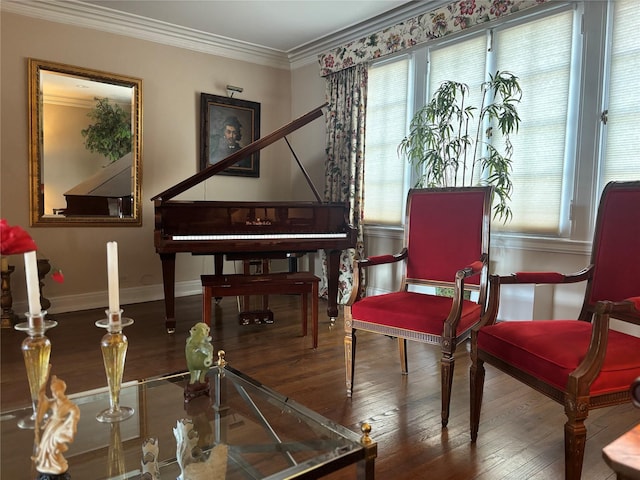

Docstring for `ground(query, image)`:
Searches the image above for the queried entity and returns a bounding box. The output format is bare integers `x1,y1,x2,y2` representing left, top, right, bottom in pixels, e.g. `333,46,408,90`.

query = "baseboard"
14,280,558,321
12,279,203,315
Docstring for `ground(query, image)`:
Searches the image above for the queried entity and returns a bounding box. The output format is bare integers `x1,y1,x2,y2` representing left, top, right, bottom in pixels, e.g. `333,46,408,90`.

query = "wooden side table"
603,423,640,480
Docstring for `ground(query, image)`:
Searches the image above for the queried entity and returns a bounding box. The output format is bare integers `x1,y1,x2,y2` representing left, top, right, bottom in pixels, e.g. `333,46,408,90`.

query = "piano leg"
326,250,341,323
160,252,176,333
214,254,223,304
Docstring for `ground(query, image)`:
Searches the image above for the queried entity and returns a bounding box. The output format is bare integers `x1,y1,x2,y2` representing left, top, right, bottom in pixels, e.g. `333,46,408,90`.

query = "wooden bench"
201,272,320,348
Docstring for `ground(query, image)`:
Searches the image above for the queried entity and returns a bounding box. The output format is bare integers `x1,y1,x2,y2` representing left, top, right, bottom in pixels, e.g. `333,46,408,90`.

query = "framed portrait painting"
199,93,261,177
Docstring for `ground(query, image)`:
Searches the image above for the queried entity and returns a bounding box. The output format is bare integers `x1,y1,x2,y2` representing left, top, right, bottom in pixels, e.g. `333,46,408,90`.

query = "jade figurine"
184,322,214,401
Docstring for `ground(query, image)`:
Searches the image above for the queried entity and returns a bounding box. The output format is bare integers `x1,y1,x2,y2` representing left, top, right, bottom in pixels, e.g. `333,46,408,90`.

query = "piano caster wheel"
167,327,176,334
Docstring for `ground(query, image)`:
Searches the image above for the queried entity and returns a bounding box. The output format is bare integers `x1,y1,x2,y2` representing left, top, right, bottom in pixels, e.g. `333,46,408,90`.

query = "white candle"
1,257,8,272
107,241,120,314
24,250,41,316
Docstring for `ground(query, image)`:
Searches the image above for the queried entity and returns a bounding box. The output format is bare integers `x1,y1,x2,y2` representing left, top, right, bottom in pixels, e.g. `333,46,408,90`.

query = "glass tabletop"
1,363,376,479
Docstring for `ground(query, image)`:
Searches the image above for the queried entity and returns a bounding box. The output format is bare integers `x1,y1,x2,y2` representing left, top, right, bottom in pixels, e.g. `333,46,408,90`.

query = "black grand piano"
152,104,357,332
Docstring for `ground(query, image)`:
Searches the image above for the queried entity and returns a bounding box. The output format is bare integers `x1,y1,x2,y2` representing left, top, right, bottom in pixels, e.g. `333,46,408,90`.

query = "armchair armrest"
623,296,640,315
499,266,593,285
443,255,490,339
346,248,409,306
459,255,487,280
569,297,640,396
599,297,640,324
357,248,408,268
477,267,594,329
452,254,490,315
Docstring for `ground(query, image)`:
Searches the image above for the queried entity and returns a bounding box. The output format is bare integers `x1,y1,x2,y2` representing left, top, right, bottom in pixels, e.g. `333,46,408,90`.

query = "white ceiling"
84,0,415,53
42,70,134,105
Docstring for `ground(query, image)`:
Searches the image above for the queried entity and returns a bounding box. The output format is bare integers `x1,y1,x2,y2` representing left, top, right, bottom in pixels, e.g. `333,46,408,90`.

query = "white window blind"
429,36,487,94
364,57,410,225
428,35,488,186
493,10,574,234
601,0,640,187
426,12,574,234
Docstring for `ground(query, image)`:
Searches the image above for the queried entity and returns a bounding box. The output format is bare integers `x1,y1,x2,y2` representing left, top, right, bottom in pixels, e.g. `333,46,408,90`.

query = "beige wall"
287,62,330,273
290,62,327,202
1,12,297,313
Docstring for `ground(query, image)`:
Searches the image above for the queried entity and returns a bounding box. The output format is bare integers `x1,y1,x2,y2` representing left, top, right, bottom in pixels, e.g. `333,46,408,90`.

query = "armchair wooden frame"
470,180,640,480
345,186,493,427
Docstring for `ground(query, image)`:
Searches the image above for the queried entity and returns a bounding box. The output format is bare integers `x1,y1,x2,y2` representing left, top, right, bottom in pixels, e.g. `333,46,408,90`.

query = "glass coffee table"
1,354,376,479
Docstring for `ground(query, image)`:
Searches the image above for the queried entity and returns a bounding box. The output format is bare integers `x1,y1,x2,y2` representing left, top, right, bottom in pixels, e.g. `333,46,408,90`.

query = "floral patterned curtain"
318,0,548,77
319,64,367,305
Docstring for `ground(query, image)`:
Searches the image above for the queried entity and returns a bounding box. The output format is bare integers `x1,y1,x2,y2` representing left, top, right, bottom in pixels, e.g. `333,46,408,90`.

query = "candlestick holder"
14,311,57,429
1,265,18,328
37,259,52,312
95,309,134,423
107,423,125,477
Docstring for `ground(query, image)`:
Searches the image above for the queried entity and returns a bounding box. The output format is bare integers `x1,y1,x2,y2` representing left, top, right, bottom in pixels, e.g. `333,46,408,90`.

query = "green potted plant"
398,71,522,222
81,97,132,165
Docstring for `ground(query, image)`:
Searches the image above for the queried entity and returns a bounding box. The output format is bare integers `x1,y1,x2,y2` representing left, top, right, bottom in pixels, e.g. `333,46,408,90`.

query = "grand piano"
63,153,133,217
152,104,357,332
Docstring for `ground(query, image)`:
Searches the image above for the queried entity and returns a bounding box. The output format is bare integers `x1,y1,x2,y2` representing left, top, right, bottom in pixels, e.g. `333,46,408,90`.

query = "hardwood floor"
2,294,638,479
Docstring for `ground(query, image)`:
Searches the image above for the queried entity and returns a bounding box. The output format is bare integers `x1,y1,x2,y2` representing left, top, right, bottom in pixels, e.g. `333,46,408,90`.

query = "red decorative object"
0,219,37,255
51,271,64,284
0,219,63,283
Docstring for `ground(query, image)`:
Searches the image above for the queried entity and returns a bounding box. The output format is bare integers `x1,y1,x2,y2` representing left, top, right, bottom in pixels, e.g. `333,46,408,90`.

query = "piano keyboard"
172,233,349,241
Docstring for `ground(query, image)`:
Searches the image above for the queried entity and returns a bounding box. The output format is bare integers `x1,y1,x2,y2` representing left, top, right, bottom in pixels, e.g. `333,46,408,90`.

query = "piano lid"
64,153,132,198
151,103,327,203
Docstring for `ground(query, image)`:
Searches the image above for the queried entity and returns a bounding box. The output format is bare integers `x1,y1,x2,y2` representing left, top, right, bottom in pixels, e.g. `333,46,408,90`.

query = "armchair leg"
398,338,408,375
470,355,485,442
345,318,356,397
564,399,588,480
441,354,454,428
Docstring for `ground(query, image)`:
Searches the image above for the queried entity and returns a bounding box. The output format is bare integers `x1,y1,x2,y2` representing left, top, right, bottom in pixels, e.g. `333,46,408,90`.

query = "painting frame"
199,93,260,177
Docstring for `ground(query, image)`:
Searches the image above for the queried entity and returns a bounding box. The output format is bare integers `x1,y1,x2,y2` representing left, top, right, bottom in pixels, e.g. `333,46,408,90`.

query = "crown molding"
3,0,442,71
2,0,292,69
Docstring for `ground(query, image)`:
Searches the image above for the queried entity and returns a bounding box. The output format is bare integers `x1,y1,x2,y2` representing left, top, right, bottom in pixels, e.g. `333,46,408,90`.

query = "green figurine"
184,322,214,401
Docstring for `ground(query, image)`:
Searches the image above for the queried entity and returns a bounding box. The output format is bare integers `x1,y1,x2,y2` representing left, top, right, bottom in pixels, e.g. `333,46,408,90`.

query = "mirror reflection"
29,59,142,226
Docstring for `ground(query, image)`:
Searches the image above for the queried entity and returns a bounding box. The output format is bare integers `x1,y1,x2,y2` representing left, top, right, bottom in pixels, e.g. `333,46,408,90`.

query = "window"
599,0,640,188
426,7,577,235
492,9,576,235
364,56,410,225
364,0,640,242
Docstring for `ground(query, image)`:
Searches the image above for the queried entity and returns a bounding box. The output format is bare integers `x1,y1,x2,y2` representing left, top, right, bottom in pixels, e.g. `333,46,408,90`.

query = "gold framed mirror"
28,59,142,226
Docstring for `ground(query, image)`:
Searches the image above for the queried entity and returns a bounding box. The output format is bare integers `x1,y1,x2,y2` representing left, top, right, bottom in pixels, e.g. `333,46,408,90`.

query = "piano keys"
152,104,357,332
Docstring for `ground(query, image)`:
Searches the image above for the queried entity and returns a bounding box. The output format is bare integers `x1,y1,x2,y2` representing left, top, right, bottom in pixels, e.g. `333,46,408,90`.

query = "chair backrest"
584,180,640,311
404,187,492,289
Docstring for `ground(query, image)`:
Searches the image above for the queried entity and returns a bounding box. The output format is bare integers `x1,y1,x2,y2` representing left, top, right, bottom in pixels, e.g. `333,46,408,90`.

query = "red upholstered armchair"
470,180,640,480
344,186,493,427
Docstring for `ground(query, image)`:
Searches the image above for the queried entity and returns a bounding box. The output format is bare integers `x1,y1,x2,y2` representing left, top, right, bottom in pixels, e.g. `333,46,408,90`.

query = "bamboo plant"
398,71,522,222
